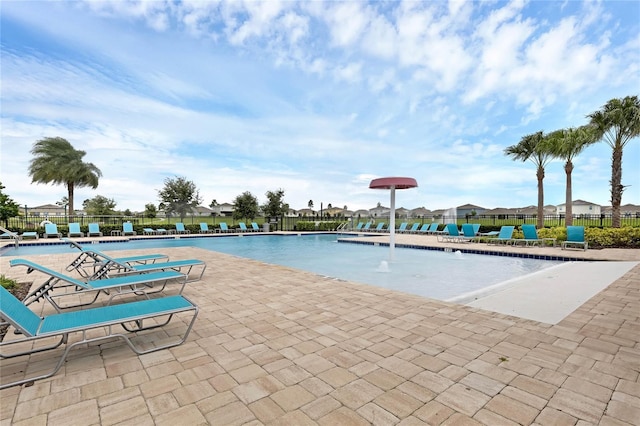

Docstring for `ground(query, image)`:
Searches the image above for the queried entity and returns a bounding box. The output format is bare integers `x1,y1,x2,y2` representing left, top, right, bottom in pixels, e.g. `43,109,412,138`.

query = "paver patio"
0,234,638,425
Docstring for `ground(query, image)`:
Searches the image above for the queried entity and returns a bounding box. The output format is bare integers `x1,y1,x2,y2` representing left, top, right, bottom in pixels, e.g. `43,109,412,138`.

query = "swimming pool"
2,234,562,300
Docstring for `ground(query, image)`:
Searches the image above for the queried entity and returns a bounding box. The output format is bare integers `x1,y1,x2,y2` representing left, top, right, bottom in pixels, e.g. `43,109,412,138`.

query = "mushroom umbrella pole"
369,177,418,260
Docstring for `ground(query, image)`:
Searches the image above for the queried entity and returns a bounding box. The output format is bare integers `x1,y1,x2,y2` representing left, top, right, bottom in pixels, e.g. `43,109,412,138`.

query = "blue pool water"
2,234,561,300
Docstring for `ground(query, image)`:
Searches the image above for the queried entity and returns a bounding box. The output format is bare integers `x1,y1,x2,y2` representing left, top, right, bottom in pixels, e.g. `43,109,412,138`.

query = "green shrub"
0,275,17,290
584,226,640,248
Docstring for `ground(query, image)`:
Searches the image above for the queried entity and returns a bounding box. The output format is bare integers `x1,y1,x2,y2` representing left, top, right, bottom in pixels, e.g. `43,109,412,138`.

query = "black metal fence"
4,212,640,233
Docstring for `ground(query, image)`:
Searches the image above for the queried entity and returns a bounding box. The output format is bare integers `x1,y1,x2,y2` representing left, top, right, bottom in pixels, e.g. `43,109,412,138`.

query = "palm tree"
547,125,598,226
504,131,553,229
587,96,640,228
28,137,102,217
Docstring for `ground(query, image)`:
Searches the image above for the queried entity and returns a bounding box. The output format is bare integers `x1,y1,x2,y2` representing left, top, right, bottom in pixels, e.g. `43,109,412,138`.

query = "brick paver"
0,235,639,425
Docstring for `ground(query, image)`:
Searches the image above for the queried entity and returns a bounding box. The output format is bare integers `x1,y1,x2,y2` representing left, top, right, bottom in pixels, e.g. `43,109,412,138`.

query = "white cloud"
1,0,638,213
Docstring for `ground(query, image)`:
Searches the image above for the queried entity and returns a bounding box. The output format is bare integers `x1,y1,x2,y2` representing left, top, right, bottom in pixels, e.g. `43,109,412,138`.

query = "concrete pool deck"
1,233,639,424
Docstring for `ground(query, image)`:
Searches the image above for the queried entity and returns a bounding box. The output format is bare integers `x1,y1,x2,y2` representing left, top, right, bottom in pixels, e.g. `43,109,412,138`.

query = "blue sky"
1,0,639,213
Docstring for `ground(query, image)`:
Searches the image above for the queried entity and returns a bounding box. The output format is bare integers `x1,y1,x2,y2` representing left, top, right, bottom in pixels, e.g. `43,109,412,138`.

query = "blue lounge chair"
67,222,84,237
199,223,213,234
43,223,62,238
0,230,20,240
63,238,169,278
123,222,137,236
416,224,430,234
562,226,588,251
514,224,557,247
83,250,206,282
353,222,364,231
251,222,261,232
143,228,156,235
407,223,420,233
427,223,442,234
439,224,473,242
20,232,39,240
486,226,515,245
373,223,386,232
361,222,372,231
397,223,408,233
87,223,103,237
10,258,188,311
175,223,189,234
218,222,230,233
237,222,249,232
0,284,198,389
437,224,459,241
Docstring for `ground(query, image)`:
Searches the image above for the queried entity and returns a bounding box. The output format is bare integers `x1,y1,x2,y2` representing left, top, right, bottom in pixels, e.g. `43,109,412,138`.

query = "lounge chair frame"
561,226,588,251
0,285,198,389
10,259,188,311
87,223,103,237
198,223,211,234
513,224,557,247
80,250,206,282
122,223,137,236
63,239,169,278
43,223,62,239
67,223,84,238
174,223,189,234
486,226,516,245
438,224,473,243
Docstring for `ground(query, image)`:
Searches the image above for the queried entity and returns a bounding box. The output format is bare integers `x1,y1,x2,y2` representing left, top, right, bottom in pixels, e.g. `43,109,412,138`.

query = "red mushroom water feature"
369,177,418,259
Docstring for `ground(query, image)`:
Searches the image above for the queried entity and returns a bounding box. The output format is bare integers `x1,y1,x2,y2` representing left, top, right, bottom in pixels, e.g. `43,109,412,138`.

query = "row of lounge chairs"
437,224,588,250
199,222,261,233
0,241,207,389
353,222,442,234
1,221,266,240
351,221,587,250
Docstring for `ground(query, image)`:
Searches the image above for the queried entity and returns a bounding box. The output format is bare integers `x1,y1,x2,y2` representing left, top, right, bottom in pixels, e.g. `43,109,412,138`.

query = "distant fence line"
5,213,639,232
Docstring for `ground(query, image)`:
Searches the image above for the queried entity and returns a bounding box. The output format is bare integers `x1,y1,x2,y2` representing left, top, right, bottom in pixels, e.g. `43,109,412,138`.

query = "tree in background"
157,176,202,221
123,209,132,216
83,195,117,215
504,131,553,229
0,182,20,227
588,95,640,228
28,137,102,217
262,189,289,218
233,191,259,221
144,203,157,218
547,125,598,226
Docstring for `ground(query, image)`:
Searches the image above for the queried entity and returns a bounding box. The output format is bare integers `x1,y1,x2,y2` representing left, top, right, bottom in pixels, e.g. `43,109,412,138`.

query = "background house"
556,200,601,216
352,209,370,219
602,204,640,217
369,205,390,218
26,204,66,217
410,207,431,219
210,203,234,217
191,206,215,216
457,204,485,218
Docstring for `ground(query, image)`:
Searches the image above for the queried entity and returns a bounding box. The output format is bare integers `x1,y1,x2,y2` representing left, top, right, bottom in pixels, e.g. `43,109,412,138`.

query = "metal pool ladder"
0,226,19,248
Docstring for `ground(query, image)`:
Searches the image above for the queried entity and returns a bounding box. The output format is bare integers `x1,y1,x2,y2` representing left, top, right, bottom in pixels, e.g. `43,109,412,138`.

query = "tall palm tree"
28,137,102,217
547,125,598,226
504,131,553,229
588,96,640,228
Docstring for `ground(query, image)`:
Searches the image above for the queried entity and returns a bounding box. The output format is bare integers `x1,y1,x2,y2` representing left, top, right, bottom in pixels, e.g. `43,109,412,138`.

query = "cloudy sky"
1,0,639,213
